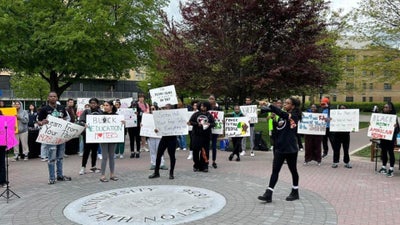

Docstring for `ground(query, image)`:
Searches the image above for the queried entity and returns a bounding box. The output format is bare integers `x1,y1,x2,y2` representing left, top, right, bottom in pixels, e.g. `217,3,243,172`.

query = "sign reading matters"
86,115,125,143
36,116,85,145
368,113,397,140
149,85,178,107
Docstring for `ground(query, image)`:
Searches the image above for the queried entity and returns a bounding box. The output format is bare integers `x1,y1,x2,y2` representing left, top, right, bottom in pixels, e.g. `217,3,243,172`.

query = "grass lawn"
353,144,400,162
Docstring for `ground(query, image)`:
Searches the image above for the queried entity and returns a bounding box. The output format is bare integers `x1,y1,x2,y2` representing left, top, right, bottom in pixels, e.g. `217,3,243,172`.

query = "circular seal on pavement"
63,185,226,225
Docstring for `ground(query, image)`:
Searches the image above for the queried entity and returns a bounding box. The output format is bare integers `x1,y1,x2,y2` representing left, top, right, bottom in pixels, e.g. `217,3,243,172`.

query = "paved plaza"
1,125,400,225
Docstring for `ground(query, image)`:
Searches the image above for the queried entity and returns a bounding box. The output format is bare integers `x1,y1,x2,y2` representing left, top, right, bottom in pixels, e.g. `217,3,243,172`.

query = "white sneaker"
176,147,181,151
114,154,119,159
79,167,85,175
250,151,255,157
182,148,187,151
41,158,47,162
187,152,193,160
78,152,83,157
98,154,102,160
240,151,246,156
119,154,124,159
299,148,304,151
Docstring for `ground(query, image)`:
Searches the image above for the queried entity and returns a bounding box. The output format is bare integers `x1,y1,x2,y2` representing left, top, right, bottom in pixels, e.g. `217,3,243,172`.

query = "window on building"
345,96,354,102
369,97,373,102
346,55,355,62
362,83,366,90
384,83,392,90
370,71,374,77
333,95,337,102
383,97,392,102
362,70,367,76
346,69,354,77
362,96,366,102
369,83,373,90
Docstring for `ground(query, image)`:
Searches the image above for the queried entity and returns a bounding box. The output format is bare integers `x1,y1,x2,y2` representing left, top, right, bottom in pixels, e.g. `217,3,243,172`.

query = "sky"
164,0,362,21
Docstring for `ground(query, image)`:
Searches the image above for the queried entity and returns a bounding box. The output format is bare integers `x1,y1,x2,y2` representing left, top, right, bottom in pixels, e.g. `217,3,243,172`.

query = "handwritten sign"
119,97,133,108
77,98,90,118
140,113,161,138
240,105,258,124
298,113,327,135
368,113,397,140
149,85,178,107
86,115,125,143
187,111,195,131
330,109,359,132
209,111,224,134
0,116,19,150
224,117,250,137
152,109,188,136
0,107,18,133
118,108,137,128
36,116,85,145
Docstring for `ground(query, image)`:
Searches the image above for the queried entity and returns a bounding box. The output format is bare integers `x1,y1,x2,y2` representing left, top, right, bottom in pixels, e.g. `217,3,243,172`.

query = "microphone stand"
0,123,21,203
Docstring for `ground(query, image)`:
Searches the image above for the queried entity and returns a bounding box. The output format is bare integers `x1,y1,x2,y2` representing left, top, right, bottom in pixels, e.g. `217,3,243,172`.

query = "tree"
10,74,49,101
0,0,167,98
155,0,341,102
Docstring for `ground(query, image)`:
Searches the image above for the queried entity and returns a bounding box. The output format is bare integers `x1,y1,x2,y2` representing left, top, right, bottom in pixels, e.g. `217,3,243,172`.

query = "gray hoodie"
16,101,29,133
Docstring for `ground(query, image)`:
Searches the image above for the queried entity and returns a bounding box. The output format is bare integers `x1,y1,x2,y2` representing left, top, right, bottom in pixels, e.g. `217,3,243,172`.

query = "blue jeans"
44,143,65,180
177,135,187,149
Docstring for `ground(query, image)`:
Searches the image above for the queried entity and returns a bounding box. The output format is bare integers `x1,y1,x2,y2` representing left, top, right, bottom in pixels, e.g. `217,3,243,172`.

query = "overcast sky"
164,0,361,21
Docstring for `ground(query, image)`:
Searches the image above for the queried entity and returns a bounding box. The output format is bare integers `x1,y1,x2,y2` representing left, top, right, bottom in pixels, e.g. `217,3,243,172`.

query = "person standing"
229,105,244,161
258,97,302,203
99,100,120,182
114,100,126,159
378,102,399,177
146,104,168,170
189,101,215,172
137,93,150,152
331,105,352,169
187,100,198,160
208,95,220,168
77,98,102,175
13,101,29,160
320,97,334,159
37,92,71,184
303,104,322,165
127,101,142,158
241,97,255,156
149,104,178,179
27,104,38,130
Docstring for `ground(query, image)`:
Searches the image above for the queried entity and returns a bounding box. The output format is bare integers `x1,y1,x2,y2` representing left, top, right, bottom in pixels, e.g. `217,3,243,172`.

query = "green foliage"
0,0,167,97
10,73,49,100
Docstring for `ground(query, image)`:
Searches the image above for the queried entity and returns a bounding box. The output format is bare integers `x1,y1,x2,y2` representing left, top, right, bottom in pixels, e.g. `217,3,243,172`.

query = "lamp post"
319,84,323,100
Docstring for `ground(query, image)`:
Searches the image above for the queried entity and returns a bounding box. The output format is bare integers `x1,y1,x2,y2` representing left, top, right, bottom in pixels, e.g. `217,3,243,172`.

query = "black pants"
380,139,395,167
127,127,141,153
268,151,299,189
333,132,350,164
322,128,335,155
192,136,210,171
231,137,242,157
82,142,98,168
0,146,6,185
155,136,176,174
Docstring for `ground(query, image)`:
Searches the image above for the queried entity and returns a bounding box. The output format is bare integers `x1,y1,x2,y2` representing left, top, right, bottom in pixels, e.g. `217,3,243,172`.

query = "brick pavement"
1,128,399,225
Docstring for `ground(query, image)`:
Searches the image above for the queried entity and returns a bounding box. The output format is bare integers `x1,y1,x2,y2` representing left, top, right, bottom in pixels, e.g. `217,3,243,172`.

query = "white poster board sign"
149,85,178,107
330,109,359,132
209,111,224,134
152,109,189,136
118,108,137,128
77,98,90,118
187,111,195,131
119,98,133,108
86,115,125,143
240,105,258,124
224,117,250,137
368,113,397,140
140,113,162,138
36,116,85,145
298,113,327,135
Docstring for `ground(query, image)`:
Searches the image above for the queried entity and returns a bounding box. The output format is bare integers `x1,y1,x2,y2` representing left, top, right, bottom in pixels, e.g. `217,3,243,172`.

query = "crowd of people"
0,93,398,204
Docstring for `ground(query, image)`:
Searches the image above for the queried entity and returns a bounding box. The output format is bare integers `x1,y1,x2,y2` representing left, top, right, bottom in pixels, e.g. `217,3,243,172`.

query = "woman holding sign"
378,102,399,177
258,97,302,203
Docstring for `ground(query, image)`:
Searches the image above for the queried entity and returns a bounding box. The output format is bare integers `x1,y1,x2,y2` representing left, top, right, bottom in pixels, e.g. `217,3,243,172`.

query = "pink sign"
0,116,19,150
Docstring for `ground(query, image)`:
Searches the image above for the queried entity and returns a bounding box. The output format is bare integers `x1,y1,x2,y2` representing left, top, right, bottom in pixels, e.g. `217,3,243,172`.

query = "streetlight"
319,85,323,100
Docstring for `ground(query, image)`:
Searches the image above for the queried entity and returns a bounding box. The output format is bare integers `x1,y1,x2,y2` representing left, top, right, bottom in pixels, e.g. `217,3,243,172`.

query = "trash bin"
219,139,229,151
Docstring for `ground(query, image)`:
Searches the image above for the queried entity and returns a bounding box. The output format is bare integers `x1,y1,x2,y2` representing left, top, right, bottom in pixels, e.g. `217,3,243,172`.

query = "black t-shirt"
38,104,67,121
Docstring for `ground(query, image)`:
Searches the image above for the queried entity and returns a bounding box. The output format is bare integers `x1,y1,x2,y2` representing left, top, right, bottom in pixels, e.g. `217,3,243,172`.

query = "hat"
320,97,329,106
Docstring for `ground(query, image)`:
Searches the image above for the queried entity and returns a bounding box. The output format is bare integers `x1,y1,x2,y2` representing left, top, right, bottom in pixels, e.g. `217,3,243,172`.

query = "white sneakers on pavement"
240,151,246,156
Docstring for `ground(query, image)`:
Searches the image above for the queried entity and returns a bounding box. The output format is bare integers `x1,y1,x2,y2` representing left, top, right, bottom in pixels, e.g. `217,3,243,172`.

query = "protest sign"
0,107,18,133
77,98,90,118
119,98,133,108
86,115,125,143
368,113,397,140
0,116,19,150
240,105,258,124
187,111,195,131
153,109,188,136
36,116,85,145
330,109,359,132
209,110,224,134
297,113,327,135
140,113,162,138
149,85,178,107
118,108,137,128
224,117,250,137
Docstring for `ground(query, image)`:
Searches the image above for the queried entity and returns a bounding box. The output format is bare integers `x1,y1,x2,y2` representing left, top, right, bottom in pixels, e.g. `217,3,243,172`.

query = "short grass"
353,144,400,162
